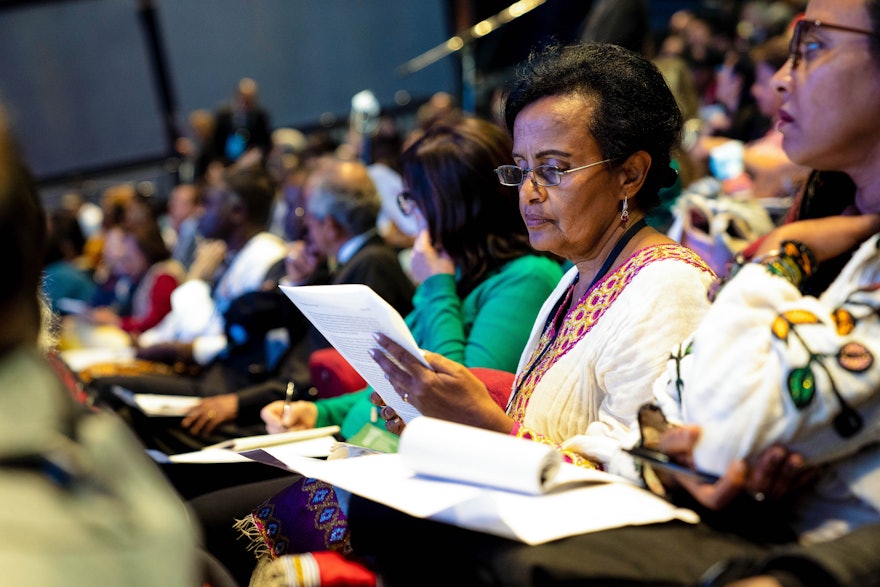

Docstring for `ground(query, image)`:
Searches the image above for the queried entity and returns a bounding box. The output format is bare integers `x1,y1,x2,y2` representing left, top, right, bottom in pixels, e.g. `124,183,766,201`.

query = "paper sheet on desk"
147,434,339,464
168,435,339,463
112,386,202,416
202,426,341,452
244,418,700,544
279,284,423,422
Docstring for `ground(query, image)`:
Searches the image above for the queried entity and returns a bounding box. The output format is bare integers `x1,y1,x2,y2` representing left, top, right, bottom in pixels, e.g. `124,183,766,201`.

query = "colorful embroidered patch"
838,342,873,372
832,308,856,336
250,477,351,559
787,366,816,408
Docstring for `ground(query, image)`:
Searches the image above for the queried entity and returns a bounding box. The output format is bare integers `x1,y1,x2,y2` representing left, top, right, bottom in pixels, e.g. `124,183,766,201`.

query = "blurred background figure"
175,108,216,185
702,49,769,147
86,221,185,337
60,190,103,242
265,126,308,240
81,182,135,280
208,77,272,170
135,163,286,367
0,100,200,587
42,206,97,315
160,182,204,271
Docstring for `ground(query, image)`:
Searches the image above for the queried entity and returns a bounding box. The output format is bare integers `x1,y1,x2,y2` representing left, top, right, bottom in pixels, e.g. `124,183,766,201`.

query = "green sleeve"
407,256,562,372
405,273,466,361
314,388,370,428
315,387,394,443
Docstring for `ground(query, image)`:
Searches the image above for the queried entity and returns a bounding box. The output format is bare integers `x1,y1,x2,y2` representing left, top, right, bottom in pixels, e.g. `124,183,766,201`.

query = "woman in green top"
261,116,563,446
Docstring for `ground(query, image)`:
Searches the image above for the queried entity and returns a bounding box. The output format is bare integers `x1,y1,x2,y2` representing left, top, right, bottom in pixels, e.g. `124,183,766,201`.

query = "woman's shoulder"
609,244,716,302
466,255,564,304
627,243,715,277
498,254,565,281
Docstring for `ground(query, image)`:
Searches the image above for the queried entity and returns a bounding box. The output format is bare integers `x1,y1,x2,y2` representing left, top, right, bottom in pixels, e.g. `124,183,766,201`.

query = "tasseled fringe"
233,514,273,561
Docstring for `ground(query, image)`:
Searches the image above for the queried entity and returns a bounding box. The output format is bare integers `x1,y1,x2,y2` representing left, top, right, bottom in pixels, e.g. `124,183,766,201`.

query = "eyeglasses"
397,191,417,216
494,158,611,187
788,19,880,68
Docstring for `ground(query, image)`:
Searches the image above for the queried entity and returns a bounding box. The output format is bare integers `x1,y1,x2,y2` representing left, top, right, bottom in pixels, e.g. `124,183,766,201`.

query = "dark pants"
347,493,792,587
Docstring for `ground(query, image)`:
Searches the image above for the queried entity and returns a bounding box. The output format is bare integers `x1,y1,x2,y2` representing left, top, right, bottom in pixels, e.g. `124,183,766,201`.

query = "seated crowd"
11,0,880,586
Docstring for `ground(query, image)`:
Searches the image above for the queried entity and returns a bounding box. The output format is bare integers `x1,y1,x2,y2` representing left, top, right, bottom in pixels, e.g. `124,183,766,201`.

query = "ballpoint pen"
282,381,295,422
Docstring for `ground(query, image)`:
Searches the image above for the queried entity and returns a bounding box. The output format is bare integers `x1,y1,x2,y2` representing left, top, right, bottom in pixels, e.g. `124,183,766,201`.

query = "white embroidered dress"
508,244,715,478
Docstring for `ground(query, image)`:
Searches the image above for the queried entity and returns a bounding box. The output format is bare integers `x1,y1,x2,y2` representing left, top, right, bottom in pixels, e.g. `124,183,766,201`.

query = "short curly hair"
502,42,682,212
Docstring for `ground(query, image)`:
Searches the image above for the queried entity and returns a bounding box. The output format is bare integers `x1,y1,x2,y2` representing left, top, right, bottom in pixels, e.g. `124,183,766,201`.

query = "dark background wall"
0,0,705,201
0,0,461,182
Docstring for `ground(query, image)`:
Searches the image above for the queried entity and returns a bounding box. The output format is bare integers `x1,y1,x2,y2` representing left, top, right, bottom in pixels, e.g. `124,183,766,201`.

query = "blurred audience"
86,221,185,337
135,163,286,366
86,156,415,456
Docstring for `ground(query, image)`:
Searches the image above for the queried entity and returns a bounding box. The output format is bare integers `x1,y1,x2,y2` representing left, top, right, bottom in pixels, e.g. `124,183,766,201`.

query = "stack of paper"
243,417,699,544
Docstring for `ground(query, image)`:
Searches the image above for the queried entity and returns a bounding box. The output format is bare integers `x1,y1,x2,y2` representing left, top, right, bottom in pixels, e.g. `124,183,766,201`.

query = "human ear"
618,150,651,200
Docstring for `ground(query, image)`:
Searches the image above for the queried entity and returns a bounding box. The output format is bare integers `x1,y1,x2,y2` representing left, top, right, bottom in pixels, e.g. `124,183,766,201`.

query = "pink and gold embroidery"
508,244,710,423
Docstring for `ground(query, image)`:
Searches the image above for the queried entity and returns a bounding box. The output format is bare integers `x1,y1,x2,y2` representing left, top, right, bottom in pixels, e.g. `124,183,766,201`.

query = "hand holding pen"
260,388,318,435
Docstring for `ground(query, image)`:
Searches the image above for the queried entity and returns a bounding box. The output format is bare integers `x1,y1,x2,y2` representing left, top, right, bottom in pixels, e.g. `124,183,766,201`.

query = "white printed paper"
279,284,424,422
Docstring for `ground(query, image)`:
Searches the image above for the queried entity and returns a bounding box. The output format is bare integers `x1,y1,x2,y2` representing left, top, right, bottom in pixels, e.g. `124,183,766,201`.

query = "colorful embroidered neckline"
507,244,710,421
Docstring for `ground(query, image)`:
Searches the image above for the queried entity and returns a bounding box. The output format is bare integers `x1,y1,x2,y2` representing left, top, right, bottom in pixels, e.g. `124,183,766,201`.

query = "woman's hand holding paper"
368,391,406,436
369,332,512,434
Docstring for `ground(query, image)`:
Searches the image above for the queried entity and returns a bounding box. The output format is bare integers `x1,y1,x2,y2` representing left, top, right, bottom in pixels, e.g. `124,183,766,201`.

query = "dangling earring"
620,197,629,225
